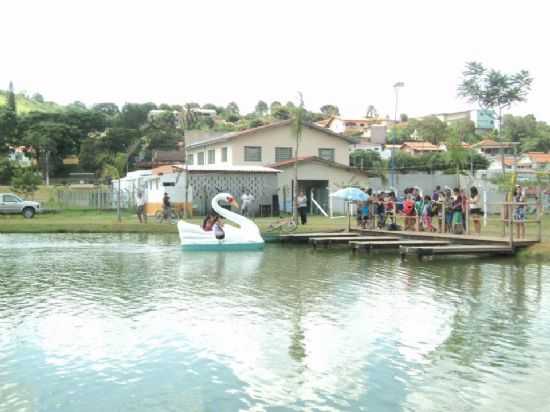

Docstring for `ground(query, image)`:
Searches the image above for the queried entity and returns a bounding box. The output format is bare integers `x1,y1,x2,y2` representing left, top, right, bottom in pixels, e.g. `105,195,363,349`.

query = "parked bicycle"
154,209,179,224
266,215,298,233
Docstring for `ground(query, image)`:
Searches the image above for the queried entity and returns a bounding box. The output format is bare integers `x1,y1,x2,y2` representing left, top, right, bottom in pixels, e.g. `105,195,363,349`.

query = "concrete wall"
189,172,279,216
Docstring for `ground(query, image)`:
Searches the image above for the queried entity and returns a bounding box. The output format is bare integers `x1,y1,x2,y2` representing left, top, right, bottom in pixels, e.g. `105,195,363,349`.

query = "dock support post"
509,203,514,248
537,186,542,243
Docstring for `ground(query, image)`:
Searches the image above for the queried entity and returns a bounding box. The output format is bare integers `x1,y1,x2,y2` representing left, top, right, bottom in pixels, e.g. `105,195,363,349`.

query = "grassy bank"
0,210,349,234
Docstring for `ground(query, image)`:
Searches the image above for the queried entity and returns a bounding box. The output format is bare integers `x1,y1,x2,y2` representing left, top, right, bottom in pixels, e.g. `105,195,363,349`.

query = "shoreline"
1,211,547,259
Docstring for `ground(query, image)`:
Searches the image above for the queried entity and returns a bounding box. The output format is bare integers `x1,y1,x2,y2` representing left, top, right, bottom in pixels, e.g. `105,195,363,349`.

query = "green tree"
66,101,87,111
0,157,16,184
272,106,291,120
415,116,448,144
117,102,157,129
366,105,378,118
458,61,533,132
0,107,18,152
292,93,305,223
22,121,79,180
270,101,282,114
183,103,199,129
92,102,119,117
320,104,340,117
7,82,16,112
226,102,240,116
11,167,42,198
32,93,44,103
255,100,268,116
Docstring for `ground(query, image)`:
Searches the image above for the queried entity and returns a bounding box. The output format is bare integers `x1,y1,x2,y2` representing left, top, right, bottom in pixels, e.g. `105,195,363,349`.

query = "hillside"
0,90,64,114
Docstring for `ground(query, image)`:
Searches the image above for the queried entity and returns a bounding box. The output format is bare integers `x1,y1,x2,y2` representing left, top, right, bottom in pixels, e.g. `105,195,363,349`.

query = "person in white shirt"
241,191,254,217
296,191,308,225
135,191,147,223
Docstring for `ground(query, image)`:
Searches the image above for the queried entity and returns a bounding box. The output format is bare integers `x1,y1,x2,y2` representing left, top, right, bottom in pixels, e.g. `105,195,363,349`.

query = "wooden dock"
351,239,450,252
279,220,539,258
310,236,399,248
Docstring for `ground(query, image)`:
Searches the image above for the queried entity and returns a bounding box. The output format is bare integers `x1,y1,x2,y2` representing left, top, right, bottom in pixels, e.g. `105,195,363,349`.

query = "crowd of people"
356,184,528,238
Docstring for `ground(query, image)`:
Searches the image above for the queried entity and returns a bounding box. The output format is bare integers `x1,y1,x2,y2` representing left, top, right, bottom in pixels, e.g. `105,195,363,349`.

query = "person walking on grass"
469,186,482,235
136,191,147,223
296,191,308,225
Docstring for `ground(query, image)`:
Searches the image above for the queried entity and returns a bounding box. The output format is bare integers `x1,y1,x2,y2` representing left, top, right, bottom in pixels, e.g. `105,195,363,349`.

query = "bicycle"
154,208,178,224
266,216,298,233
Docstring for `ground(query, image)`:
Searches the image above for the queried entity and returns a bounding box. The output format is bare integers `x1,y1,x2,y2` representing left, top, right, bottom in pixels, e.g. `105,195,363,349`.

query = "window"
3,194,20,203
318,148,335,162
244,146,262,162
208,149,215,164
197,152,205,165
221,147,228,162
186,154,194,165
275,147,293,162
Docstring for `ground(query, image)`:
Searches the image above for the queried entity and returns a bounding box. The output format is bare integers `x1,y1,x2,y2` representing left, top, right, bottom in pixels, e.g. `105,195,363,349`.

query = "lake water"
1,234,549,412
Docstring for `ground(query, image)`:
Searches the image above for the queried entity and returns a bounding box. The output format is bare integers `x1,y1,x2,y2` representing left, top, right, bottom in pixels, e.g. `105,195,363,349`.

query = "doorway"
298,180,329,215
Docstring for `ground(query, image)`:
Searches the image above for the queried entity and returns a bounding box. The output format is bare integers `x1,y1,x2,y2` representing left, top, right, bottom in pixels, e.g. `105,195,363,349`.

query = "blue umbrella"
330,187,369,202
330,187,368,231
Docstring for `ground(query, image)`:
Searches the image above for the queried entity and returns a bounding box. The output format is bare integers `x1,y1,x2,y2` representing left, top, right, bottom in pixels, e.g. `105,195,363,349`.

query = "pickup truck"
0,193,41,218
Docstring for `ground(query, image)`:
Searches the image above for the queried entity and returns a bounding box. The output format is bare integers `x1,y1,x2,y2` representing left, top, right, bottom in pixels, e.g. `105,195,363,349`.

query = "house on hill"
316,116,387,143
400,141,443,156
472,139,514,157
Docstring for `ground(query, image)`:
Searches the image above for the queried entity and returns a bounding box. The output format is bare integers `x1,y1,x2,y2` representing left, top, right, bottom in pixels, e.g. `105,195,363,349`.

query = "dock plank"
310,236,399,247
400,244,514,258
351,240,450,251
280,232,357,242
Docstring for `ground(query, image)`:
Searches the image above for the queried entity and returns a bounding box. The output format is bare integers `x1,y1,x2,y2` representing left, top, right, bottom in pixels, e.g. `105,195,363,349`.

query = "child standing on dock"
422,195,435,232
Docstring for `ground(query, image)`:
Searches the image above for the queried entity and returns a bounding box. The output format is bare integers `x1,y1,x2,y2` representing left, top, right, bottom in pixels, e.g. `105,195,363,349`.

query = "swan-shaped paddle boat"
177,192,264,251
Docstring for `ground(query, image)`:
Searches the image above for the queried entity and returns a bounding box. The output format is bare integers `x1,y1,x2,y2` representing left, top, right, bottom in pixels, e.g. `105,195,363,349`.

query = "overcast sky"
1,0,548,120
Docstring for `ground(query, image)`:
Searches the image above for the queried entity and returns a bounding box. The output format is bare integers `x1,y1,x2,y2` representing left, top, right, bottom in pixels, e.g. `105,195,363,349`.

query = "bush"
11,167,42,198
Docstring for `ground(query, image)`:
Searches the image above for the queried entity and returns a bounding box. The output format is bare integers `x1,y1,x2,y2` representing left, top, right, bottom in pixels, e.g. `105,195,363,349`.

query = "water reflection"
0,234,549,411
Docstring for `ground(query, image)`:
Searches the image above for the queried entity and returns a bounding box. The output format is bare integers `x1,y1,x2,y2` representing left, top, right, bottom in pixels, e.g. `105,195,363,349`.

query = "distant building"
418,109,496,133
152,150,186,165
520,152,550,170
8,146,32,167
400,141,443,156
316,116,387,141
472,139,514,157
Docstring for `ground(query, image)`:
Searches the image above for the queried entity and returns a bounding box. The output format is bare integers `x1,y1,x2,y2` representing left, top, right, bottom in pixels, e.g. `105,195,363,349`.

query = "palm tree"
292,93,305,223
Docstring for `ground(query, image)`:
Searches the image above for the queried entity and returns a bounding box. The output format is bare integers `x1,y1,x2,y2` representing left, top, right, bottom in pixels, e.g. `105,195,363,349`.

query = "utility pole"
390,82,404,188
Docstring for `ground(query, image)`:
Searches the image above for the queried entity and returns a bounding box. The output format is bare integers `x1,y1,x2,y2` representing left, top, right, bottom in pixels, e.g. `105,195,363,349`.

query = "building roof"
316,116,384,128
151,164,280,176
472,139,513,149
269,156,368,174
526,152,550,164
401,141,442,151
186,120,357,150
152,150,186,163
